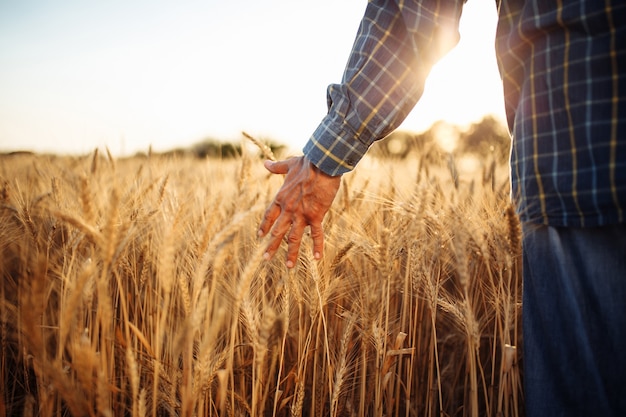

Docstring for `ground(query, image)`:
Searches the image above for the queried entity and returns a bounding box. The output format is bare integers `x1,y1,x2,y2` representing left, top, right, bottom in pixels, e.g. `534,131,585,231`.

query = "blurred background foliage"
112,115,510,164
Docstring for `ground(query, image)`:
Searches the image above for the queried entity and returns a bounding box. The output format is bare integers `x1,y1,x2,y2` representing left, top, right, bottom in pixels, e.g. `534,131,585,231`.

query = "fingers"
309,222,324,260
262,212,292,261
286,221,306,268
258,201,281,238
263,221,322,268
258,202,316,268
262,217,307,269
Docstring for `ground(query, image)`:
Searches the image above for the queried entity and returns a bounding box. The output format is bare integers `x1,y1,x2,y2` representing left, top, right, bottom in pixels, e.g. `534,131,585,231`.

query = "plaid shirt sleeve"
496,0,626,227
303,0,464,176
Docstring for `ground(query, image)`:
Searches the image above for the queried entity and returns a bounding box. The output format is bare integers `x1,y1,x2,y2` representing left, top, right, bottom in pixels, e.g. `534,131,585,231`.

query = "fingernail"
314,252,321,260
257,229,264,237
263,252,271,261
286,260,294,269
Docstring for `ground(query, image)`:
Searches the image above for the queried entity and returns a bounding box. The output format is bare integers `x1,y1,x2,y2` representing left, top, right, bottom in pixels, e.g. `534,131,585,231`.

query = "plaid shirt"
303,0,626,227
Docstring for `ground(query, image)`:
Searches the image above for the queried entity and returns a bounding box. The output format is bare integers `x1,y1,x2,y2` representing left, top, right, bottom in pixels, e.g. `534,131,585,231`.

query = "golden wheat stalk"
242,131,276,161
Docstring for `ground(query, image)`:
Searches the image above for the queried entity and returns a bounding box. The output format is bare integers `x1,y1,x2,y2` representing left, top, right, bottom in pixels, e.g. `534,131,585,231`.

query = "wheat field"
0,145,522,417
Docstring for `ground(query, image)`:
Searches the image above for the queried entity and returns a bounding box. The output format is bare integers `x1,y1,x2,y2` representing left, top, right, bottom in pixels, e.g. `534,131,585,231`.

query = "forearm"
304,0,463,176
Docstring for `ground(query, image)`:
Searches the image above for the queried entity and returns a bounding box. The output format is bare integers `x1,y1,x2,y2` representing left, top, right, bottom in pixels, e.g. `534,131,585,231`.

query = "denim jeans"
522,223,626,417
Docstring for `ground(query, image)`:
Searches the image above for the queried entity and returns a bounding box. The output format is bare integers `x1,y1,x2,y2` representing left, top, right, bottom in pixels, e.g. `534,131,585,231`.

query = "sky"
0,0,505,156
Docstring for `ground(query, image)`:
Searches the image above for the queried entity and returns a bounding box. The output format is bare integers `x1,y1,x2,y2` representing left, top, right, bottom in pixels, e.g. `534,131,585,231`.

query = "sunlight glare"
402,0,505,134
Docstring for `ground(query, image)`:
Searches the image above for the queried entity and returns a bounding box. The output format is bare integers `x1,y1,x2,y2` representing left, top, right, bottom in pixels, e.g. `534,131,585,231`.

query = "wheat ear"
242,131,276,161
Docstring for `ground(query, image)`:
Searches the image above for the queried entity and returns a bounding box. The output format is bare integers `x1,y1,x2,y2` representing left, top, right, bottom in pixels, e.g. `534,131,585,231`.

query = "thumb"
263,158,292,175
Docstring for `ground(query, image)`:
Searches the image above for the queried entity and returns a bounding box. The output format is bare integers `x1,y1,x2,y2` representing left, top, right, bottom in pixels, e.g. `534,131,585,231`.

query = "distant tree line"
369,115,511,164
157,136,287,159
153,115,510,163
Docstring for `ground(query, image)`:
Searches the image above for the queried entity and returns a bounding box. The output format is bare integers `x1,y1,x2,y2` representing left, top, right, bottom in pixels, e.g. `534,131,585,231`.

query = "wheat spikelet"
504,204,521,256
57,256,96,360
156,211,178,297
19,256,47,358
453,230,470,292
330,241,355,272
105,147,116,170
205,204,262,260
242,131,276,161
138,388,147,417
193,305,228,397
90,148,99,175
11,181,39,241
234,236,268,306
80,176,96,229
253,306,281,417
126,345,141,417
445,153,459,190
137,248,152,290
191,242,223,317
221,240,268,413
133,174,160,210
156,175,169,207
102,185,120,266
290,377,305,417
177,270,192,318
241,297,260,351
259,310,282,364
236,144,252,196
452,223,484,417
50,177,61,207
341,175,351,212
190,287,208,336
71,328,99,395
330,314,355,417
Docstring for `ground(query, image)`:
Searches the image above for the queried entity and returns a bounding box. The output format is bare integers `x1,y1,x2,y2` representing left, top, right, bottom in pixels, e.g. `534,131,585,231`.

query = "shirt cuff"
302,116,371,177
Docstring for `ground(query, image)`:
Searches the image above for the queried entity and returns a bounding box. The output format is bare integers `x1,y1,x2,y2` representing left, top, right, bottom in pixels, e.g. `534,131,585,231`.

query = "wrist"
303,119,368,176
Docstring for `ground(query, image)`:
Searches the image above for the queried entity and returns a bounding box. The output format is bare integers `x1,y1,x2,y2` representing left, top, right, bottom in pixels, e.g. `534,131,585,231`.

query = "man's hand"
258,156,341,268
